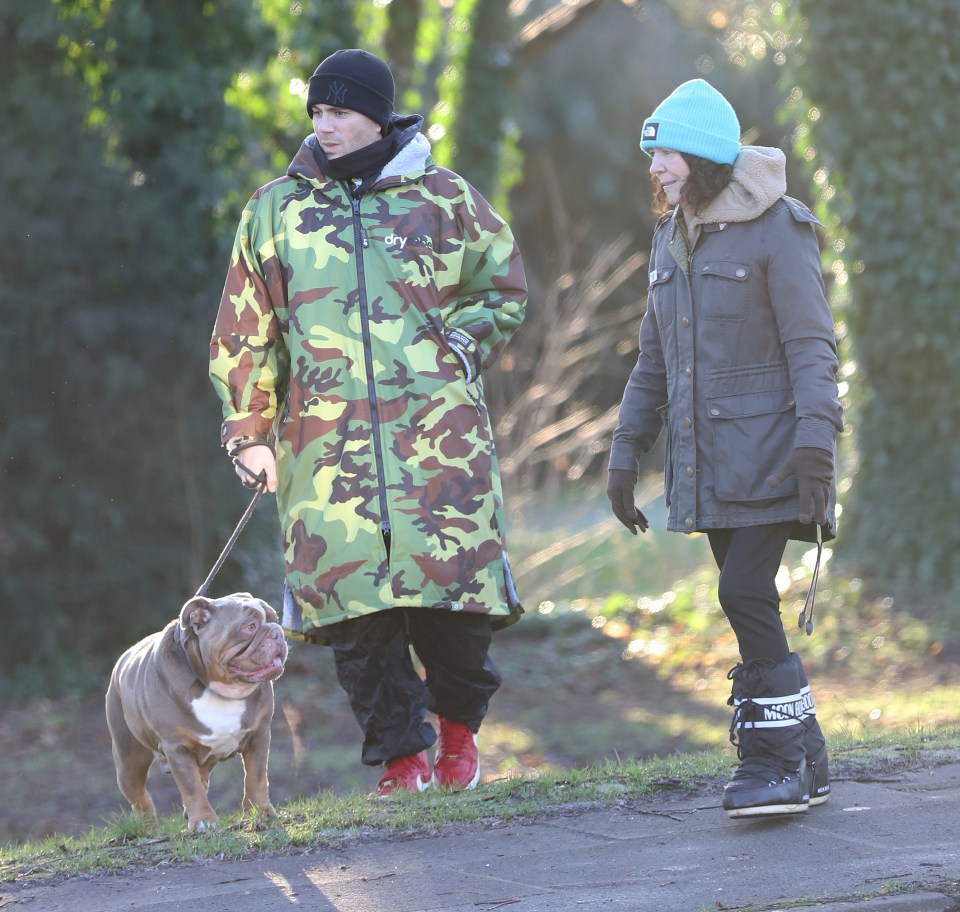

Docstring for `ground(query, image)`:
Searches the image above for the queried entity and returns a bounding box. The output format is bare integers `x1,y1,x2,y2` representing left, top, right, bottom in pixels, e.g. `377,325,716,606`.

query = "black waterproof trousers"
325,608,502,766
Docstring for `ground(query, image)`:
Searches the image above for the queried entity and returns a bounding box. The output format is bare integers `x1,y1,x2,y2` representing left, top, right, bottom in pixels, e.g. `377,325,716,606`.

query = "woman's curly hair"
650,152,733,216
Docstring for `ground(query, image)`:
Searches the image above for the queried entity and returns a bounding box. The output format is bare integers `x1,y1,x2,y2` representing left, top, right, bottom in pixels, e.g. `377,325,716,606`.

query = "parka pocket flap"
648,265,676,287
699,261,751,281
707,388,795,420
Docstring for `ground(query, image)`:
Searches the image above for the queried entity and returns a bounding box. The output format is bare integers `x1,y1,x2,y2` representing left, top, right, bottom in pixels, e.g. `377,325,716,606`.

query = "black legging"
707,523,792,664
325,608,501,765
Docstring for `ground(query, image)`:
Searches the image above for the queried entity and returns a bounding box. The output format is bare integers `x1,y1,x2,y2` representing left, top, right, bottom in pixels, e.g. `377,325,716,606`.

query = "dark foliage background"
2,0,957,702
777,0,960,617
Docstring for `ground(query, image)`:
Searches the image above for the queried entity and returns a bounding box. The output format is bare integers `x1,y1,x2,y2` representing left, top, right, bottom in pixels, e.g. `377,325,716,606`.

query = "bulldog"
105,592,288,832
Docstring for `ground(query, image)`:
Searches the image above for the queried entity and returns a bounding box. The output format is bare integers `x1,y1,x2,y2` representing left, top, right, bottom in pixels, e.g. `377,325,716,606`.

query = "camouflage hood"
210,119,528,642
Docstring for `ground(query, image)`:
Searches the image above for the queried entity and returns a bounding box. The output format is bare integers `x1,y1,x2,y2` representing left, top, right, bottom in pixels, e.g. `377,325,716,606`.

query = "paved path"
5,762,960,911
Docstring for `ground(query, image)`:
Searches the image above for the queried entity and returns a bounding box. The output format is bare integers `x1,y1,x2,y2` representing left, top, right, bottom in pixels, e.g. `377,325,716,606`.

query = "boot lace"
726,660,803,761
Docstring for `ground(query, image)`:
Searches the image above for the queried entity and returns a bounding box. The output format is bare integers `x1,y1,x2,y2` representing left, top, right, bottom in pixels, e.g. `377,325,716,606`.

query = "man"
210,49,527,796
606,79,842,817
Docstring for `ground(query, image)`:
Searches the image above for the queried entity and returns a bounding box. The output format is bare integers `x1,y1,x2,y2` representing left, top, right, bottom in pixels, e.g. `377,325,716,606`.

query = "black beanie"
306,49,395,132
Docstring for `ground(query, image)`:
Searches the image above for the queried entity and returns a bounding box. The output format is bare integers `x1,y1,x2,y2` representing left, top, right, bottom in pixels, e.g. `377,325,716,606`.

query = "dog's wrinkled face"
180,593,287,689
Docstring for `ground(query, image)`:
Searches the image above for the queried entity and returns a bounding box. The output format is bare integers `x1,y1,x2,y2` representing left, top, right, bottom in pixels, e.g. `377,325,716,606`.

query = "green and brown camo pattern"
210,133,527,641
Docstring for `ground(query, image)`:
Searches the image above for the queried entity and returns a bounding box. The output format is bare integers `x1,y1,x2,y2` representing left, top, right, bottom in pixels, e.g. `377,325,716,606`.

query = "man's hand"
606,468,649,535
765,446,833,525
235,444,278,493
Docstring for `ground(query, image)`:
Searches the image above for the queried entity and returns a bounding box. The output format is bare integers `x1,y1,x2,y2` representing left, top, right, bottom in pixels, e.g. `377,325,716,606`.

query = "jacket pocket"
707,387,795,502
697,260,750,320
648,264,677,328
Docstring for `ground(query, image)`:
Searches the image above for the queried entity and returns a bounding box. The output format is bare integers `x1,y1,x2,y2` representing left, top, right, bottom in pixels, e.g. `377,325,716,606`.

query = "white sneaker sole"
372,773,432,799
725,800,808,818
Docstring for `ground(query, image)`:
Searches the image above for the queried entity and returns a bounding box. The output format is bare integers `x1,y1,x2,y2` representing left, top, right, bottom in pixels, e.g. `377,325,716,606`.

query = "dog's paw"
242,800,277,816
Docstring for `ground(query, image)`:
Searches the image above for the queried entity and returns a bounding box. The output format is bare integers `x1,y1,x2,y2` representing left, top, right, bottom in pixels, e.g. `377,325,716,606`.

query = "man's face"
312,104,382,159
649,148,691,206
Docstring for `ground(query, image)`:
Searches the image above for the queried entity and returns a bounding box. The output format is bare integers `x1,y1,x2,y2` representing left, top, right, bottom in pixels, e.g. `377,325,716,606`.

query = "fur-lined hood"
377,122,431,182
685,145,787,237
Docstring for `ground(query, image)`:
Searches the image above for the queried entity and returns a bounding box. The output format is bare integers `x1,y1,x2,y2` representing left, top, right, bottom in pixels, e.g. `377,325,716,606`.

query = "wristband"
225,435,274,458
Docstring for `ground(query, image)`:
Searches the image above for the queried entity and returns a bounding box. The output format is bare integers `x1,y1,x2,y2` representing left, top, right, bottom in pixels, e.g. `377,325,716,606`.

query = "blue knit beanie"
640,79,741,165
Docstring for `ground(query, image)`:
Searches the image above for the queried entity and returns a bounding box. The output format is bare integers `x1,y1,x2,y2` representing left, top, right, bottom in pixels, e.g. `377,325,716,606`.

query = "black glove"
606,469,649,535
766,446,833,525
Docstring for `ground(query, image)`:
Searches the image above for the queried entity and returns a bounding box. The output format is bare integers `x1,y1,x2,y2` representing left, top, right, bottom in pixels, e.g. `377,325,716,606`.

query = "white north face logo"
643,122,659,140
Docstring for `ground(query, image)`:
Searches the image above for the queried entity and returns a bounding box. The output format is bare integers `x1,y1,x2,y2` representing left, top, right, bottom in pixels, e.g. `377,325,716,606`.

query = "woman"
607,79,843,817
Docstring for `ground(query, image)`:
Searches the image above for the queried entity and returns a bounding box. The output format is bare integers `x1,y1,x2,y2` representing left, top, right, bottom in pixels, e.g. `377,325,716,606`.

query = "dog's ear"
180,596,215,633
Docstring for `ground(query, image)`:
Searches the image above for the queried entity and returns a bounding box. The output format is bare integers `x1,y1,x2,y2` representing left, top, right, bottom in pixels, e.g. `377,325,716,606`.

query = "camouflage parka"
210,116,528,642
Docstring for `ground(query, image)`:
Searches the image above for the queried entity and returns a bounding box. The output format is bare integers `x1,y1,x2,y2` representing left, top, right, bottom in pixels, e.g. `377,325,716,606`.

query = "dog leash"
797,523,822,636
194,466,268,598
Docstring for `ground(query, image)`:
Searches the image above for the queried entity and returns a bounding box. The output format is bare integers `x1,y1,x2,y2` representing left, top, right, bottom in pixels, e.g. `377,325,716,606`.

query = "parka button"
736,268,746,278
684,517,693,528
686,466,694,477
710,406,720,416
683,417,692,429
682,317,690,327
684,367,692,378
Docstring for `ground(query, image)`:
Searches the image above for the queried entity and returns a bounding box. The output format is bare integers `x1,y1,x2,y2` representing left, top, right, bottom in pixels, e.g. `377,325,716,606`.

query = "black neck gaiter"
312,128,401,190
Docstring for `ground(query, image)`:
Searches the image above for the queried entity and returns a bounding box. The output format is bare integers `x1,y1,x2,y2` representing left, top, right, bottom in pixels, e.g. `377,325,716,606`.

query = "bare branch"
515,0,609,63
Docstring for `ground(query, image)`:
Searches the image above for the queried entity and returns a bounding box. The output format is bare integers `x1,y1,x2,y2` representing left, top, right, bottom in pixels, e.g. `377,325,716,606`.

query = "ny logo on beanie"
306,49,395,132
326,82,348,106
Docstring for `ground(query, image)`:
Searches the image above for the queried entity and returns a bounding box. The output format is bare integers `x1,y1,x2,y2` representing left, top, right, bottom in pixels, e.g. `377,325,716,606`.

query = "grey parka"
610,146,843,541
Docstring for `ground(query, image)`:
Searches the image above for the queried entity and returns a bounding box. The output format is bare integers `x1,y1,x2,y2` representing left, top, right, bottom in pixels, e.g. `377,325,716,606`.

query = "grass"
3,723,960,885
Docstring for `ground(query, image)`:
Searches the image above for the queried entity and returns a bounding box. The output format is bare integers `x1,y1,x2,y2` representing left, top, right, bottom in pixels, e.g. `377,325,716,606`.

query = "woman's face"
649,149,690,206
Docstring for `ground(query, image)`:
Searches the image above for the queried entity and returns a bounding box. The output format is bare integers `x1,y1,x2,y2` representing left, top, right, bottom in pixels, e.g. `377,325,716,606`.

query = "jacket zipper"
350,192,392,544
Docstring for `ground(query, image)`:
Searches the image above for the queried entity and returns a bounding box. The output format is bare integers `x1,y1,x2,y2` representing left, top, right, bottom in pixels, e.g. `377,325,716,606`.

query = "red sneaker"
432,717,480,789
374,750,431,797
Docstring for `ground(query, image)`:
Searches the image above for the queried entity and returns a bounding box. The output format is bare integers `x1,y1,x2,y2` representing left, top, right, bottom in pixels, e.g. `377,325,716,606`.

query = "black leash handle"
194,469,267,598
798,522,823,636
